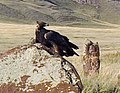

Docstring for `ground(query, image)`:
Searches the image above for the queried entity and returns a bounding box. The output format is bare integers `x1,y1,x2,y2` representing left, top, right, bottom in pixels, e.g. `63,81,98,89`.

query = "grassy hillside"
98,0,120,24
0,0,120,26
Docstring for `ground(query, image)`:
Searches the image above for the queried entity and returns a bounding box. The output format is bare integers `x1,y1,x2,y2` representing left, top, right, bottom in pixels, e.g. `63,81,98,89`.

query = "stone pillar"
83,40,100,76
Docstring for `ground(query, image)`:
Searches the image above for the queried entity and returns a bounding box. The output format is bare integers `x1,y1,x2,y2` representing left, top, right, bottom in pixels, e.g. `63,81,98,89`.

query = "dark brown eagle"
35,21,79,57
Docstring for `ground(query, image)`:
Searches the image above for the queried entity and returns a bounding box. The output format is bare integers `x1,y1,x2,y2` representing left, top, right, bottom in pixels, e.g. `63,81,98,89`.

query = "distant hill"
0,0,120,25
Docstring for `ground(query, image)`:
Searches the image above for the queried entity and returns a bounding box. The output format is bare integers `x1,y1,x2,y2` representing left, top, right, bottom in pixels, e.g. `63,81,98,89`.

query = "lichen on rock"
0,44,83,93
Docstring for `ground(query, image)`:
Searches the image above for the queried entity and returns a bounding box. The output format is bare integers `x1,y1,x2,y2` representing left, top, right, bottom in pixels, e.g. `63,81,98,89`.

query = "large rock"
0,44,83,93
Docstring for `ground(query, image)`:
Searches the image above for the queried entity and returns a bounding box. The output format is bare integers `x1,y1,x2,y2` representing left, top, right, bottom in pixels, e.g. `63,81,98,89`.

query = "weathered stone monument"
82,39,100,76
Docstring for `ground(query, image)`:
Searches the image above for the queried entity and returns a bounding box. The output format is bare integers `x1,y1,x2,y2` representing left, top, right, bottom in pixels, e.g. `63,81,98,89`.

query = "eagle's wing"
44,30,79,56
44,31,66,45
61,35,79,49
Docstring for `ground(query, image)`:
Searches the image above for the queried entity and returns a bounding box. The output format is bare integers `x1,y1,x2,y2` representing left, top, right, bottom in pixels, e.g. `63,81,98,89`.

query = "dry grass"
66,53,120,93
0,22,120,92
0,23,120,54
0,23,35,52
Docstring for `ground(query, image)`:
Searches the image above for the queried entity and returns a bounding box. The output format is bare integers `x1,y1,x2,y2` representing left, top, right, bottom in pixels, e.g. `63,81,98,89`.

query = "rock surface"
83,40,100,76
0,44,83,93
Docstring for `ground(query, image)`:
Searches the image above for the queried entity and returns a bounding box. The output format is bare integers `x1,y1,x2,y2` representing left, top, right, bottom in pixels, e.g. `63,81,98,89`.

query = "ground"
0,23,120,92
0,23,120,54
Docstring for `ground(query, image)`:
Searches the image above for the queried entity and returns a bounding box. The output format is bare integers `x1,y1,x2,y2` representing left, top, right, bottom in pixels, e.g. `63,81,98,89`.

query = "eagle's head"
36,21,49,30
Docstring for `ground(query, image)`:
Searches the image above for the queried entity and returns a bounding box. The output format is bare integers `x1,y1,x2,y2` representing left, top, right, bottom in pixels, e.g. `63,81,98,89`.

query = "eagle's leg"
42,45,55,55
50,41,60,57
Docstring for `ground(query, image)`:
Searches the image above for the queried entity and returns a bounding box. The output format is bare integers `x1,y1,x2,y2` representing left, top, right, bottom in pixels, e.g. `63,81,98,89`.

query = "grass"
87,53,120,93
0,22,120,53
101,52,120,64
66,52,120,93
66,22,115,29
0,15,31,24
0,22,120,92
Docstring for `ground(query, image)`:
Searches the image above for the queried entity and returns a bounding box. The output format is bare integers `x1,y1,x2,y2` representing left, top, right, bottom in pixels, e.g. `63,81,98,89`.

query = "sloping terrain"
95,0,120,24
74,0,120,24
0,0,83,24
0,0,120,25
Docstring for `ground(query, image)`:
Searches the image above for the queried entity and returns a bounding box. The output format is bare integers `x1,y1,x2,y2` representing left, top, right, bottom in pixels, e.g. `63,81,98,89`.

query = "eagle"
35,21,79,57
